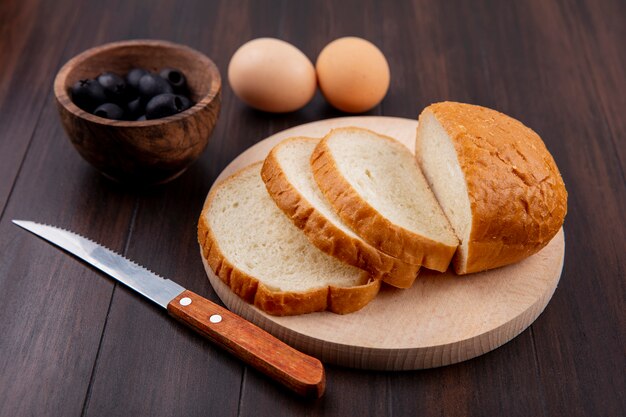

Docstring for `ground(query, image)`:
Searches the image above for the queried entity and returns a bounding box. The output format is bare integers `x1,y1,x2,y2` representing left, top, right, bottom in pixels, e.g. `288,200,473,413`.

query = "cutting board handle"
167,290,325,398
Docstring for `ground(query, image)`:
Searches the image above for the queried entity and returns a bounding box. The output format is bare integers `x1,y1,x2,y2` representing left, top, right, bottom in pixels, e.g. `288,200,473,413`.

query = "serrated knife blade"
12,219,325,398
12,220,185,308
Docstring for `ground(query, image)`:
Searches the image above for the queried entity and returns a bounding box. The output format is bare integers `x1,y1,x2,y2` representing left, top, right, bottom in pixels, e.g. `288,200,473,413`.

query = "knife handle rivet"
180,297,192,306
209,314,222,324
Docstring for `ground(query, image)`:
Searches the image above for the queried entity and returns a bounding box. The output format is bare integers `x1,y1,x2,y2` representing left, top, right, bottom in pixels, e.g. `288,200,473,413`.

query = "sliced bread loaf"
415,101,567,274
311,127,459,271
198,162,380,316
261,137,420,288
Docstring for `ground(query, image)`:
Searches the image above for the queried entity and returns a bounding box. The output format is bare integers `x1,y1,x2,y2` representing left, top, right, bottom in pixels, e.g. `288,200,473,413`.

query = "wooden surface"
0,0,623,416
201,116,565,370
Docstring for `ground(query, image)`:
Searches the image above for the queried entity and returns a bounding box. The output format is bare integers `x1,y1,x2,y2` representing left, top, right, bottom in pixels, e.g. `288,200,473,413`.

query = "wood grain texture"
65,3,243,417
0,0,623,416
0,0,84,213
0,56,136,417
205,231,563,368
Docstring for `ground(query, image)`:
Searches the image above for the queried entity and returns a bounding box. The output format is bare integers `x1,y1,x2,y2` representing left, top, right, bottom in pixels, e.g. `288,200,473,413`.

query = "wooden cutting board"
201,116,564,371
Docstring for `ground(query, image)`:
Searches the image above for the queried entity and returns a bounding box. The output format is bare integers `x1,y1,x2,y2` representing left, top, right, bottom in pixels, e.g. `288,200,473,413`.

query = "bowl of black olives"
54,39,221,185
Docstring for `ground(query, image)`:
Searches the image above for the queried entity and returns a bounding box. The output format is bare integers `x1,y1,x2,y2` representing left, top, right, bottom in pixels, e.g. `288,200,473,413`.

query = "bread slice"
311,127,458,271
415,101,568,274
261,137,420,288
198,162,380,316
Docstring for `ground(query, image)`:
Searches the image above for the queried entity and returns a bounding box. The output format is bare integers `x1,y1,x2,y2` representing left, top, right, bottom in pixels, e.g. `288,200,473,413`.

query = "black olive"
125,96,144,119
159,68,187,92
97,72,129,103
177,95,193,112
93,103,124,120
138,73,173,100
70,79,107,112
125,68,149,91
145,93,189,119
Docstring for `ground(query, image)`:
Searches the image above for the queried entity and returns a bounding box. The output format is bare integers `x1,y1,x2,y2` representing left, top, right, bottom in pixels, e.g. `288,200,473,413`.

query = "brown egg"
316,37,390,113
228,38,317,113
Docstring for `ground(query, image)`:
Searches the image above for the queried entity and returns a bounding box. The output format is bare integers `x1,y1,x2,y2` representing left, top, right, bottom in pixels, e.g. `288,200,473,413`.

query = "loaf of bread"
262,137,420,288
415,101,567,274
311,127,459,272
198,162,380,316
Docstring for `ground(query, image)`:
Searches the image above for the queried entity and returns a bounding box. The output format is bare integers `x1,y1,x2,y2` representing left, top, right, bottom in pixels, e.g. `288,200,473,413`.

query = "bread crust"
422,102,568,274
261,137,420,288
198,162,381,316
311,127,458,272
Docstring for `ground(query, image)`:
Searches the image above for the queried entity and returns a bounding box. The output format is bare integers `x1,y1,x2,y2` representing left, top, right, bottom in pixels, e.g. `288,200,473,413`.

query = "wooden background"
0,0,624,416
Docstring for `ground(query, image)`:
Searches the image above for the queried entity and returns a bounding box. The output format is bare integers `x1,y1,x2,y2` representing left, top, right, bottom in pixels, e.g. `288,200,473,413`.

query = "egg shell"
228,38,316,113
316,37,390,113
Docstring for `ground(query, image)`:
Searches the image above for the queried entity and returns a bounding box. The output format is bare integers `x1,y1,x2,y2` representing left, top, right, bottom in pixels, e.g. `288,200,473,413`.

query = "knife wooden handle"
167,290,325,398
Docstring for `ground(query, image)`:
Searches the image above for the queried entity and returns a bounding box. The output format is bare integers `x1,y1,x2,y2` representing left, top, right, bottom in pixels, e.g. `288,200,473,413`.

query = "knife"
12,220,325,398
